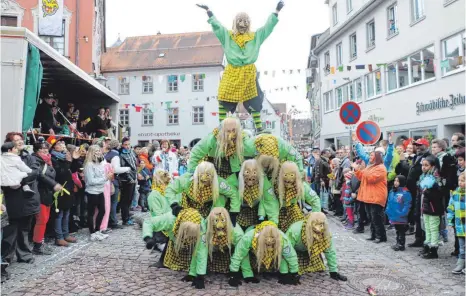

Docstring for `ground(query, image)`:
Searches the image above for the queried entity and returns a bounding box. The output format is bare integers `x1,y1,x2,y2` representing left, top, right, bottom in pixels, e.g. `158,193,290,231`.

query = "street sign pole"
349,125,353,162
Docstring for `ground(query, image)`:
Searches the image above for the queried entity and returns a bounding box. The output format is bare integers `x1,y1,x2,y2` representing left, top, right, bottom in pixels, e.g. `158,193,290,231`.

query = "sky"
106,0,329,114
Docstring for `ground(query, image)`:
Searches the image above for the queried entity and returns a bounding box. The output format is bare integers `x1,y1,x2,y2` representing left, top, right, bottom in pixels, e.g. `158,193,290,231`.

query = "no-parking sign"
339,101,361,125
356,121,381,145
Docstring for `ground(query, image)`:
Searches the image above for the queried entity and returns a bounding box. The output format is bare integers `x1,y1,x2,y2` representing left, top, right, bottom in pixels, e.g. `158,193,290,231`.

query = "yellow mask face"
235,15,250,34
214,213,227,237
265,235,276,252
283,171,296,188
312,220,325,238
227,129,237,145
244,167,259,186
200,171,212,185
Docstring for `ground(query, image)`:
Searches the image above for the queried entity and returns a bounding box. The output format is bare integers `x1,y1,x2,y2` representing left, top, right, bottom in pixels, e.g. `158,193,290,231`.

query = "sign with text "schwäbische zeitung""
416,94,465,115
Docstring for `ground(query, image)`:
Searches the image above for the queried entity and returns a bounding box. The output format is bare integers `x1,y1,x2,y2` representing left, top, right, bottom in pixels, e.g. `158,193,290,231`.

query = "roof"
101,32,224,73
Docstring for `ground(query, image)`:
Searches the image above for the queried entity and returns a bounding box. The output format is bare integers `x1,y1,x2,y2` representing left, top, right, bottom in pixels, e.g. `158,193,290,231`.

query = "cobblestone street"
2,214,465,296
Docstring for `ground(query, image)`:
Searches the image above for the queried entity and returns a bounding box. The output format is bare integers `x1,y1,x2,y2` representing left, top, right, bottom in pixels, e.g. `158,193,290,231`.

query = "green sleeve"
232,224,245,245
388,152,400,182
243,136,257,157
323,238,338,273
187,134,215,173
219,178,240,213
279,138,304,172
230,230,254,272
255,13,279,45
281,234,299,274
258,199,265,218
285,221,302,248
262,180,279,224
207,16,229,46
304,183,321,212
142,213,175,239
165,175,190,205
148,191,170,217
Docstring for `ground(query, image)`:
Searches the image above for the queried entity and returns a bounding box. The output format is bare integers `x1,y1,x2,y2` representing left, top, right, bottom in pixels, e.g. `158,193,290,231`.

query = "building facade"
311,0,465,148
101,32,224,148
1,0,106,77
238,97,283,138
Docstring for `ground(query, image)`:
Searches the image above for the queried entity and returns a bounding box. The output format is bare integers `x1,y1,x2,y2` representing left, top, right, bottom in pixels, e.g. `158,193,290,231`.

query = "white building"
101,32,224,148
311,0,465,148
238,96,283,138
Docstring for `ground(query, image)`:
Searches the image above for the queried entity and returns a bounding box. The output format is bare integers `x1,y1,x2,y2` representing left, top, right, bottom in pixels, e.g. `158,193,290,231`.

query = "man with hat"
398,138,432,248
34,94,58,135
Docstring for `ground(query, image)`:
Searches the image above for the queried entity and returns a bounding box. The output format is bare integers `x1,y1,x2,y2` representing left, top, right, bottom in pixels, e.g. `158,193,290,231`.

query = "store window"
441,31,465,75
40,20,65,56
192,106,204,124
336,43,343,67
119,109,129,126
349,33,357,60
118,77,130,95
387,3,398,37
366,20,375,49
388,130,410,147
411,128,437,143
142,108,153,126
167,107,179,125
142,76,153,94
323,91,334,113
167,75,178,92
192,74,204,92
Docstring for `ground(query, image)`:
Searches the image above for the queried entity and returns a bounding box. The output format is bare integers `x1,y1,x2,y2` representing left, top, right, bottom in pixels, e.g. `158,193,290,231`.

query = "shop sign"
137,132,181,137
416,94,465,115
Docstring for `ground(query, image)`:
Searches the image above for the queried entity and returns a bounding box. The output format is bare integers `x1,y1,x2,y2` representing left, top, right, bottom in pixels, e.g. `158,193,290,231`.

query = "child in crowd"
386,175,412,251
341,169,356,230
137,160,152,212
0,142,34,196
447,172,465,274
418,155,444,259
457,148,465,179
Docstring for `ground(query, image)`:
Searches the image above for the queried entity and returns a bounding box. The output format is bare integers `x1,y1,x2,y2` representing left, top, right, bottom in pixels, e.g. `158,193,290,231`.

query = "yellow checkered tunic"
297,219,331,274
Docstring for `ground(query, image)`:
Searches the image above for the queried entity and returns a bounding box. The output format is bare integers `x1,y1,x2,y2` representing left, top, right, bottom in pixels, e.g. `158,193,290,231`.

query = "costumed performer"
166,161,241,223
187,117,256,188
228,221,299,286
277,161,321,232
237,159,279,229
286,212,347,280
197,1,285,133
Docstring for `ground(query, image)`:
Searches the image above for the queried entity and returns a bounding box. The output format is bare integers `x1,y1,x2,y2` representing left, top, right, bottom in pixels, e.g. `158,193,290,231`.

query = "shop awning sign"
356,121,381,145
339,101,361,125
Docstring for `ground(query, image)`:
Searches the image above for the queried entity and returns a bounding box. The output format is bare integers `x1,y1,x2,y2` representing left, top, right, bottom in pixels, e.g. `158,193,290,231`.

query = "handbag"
71,172,83,188
320,187,329,210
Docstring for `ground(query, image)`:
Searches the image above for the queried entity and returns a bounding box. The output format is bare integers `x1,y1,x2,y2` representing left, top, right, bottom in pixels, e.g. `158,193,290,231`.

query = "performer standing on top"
197,1,285,133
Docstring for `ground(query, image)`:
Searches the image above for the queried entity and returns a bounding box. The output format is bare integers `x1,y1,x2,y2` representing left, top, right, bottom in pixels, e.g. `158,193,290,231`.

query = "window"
410,0,424,23
411,128,437,142
119,109,129,126
1,16,17,27
422,45,436,79
366,20,375,48
346,0,353,13
336,43,343,67
142,76,153,94
349,33,357,60
167,75,178,92
336,86,348,108
365,74,374,98
365,70,382,99
397,58,409,87
410,51,422,83
323,91,334,112
118,77,130,95
375,70,382,95
332,4,338,25
324,51,330,75
142,108,153,126
167,108,179,125
387,3,398,37
192,74,204,91
40,20,65,55
442,32,465,75
192,107,204,124
348,83,354,101
354,78,363,102
386,63,398,91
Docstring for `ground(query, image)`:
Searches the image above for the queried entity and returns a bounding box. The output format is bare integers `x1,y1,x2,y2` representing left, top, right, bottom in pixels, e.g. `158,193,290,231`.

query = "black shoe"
109,224,123,229
17,257,35,264
393,245,405,251
1,266,10,283
322,209,328,215
422,247,438,259
407,225,415,235
340,217,347,222
408,239,424,248
373,238,387,244
451,250,460,257
386,225,395,230
32,243,53,255
149,259,166,268
353,228,364,234
418,245,430,256
366,237,376,241
142,208,148,213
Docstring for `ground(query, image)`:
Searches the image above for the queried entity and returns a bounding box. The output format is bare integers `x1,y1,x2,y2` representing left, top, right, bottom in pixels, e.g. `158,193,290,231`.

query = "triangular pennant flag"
338,66,344,72
131,104,135,107
282,70,285,74
355,65,365,70
368,64,373,72
180,74,186,82
160,102,163,106
280,87,283,91
275,88,279,91
272,70,276,77
289,69,293,74
264,70,268,75
201,74,206,79
211,112,217,116
206,97,210,101
287,87,290,91
175,100,179,103
330,67,335,74
376,63,386,68
297,69,301,74
458,56,463,65
135,106,143,112
294,86,298,90
347,66,351,71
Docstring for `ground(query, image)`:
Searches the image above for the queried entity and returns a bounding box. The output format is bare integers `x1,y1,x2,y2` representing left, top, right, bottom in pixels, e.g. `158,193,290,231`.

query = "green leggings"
424,214,440,247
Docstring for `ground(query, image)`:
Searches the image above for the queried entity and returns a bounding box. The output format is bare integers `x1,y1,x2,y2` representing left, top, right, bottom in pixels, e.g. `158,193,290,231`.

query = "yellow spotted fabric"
212,233,229,251
218,64,257,103
207,250,231,273
252,221,278,270
229,31,255,48
284,186,299,207
278,204,304,233
254,135,279,158
163,240,194,271
151,183,166,194
238,204,259,228
172,208,202,237
243,185,261,208
298,219,331,274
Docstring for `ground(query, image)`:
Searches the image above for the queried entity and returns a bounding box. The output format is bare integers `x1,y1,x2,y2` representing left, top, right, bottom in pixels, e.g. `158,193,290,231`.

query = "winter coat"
386,187,412,224
341,182,355,206
33,154,58,206
105,149,129,188
437,152,458,193
395,155,417,178
84,161,108,195
1,150,40,219
119,150,137,183
51,154,79,210
355,164,388,207
335,157,350,190
350,175,361,194
33,102,54,133
405,152,432,195
137,168,152,193
152,151,179,175
419,172,444,216
313,157,331,186
355,143,395,171
447,188,465,237
1,152,32,186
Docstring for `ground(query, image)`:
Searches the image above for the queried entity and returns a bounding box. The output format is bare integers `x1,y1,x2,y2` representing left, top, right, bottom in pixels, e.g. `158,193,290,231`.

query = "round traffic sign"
356,121,381,145
339,101,361,125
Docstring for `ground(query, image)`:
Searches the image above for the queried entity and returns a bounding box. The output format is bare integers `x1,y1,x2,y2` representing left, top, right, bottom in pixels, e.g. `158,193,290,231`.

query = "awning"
1,27,119,106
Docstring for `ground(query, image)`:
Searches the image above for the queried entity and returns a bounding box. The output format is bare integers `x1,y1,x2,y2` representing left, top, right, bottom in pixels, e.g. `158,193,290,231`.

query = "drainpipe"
75,0,80,66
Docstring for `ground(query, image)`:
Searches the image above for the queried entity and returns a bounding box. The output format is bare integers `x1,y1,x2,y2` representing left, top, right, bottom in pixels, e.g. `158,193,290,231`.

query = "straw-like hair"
305,212,331,257
239,159,264,203
205,207,233,260
278,161,304,207
257,155,280,187
256,225,281,272
215,118,244,166
193,162,219,205
174,221,200,254
232,12,251,35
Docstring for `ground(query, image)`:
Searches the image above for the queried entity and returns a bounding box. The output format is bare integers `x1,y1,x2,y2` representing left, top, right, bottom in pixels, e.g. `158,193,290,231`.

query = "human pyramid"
140,1,347,289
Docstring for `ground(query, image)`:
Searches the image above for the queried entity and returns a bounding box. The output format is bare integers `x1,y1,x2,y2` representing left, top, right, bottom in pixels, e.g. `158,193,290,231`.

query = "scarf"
172,208,202,237
229,31,255,48
213,128,236,158
152,182,167,195
243,184,261,208
285,186,299,207
301,219,331,256
211,232,229,251
51,150,66,160
37,152,52,166
254,135,279,158
188,182,212,204
161,152,170,171
252,221,278,270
